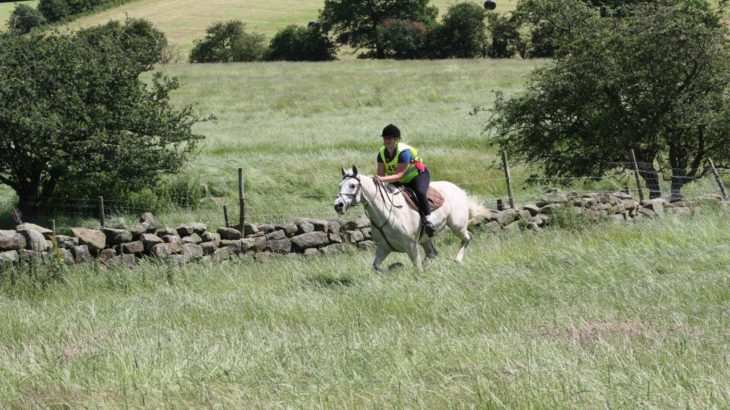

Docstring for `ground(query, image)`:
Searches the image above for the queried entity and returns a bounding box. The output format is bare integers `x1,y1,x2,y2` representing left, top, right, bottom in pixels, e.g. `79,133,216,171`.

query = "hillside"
64,0,518,55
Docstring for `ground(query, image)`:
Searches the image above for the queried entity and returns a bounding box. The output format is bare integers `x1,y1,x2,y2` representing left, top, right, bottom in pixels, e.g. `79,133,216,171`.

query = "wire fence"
2,160,728,231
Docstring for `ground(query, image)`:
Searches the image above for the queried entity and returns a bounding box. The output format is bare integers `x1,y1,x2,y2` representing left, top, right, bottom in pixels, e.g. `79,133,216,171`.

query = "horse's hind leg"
373,246,391,273
448,220,471,264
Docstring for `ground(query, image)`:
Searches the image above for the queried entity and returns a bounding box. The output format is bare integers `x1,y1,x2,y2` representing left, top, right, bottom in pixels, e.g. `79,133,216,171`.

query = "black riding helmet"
381,124,400,139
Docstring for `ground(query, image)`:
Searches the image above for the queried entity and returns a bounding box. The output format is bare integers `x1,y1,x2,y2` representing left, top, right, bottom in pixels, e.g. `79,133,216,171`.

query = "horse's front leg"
405,243,423,271
373,245,391,273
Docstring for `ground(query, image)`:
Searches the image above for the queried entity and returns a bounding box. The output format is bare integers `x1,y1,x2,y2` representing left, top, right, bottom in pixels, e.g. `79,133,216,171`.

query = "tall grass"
1,208,728,407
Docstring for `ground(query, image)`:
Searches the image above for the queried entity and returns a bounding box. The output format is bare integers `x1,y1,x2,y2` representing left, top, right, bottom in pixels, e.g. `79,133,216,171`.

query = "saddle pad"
398,186,444,212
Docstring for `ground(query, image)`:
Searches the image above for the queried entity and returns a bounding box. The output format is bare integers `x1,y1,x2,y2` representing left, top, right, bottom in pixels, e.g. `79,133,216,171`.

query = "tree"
265,25,337,61
0,31,206,217
434,2,488,58
375,19,429,59
319,0,438,58
487,0,730,199
7,4,46,35
76,18,168,69
190,21,266,63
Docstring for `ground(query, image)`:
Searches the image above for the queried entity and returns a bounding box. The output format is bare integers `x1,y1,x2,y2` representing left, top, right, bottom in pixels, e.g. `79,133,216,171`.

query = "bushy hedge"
76,18,168,68
190,21,267,63
37,0,137,22
265,25,336,61
7,4,46,35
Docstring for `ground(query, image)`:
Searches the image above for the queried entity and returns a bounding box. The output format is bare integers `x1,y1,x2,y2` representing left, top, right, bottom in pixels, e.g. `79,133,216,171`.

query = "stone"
201,232,222,244
356,240,375,250
60,248,74,265
296,221,314,234
99,248,117,262
54,235,78,249
105,254,137,268
68,228,104,253
265,230,286,241
541,189,568,204
139,213,159,232
257,224,274,234
243,223,259,236
176,223,207,237
151,243,171,258
217,227,241,240
121,241,144,255
274,223,298,237
157,227,178,237
182,233,203,244
343,230,363,243
327,220,341,235
140,233,164,252
266,238,291,253
16,223,53,239
213,247,231,261
0,230,26,251
21,230,49,252
130,224,147,239
496,208,519,226
200,241,218,255
163,235,183,245
328,232,343,244
105,217,127,229
0,250,19,264
102,228,132,246
221,239,243,253
72,245,91,263
522,204,540,216
320,243,344,254
182,243,204,259
292,231,330,252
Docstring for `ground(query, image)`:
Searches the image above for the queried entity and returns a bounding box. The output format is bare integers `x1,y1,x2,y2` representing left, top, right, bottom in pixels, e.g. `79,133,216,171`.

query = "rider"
375,124,436,236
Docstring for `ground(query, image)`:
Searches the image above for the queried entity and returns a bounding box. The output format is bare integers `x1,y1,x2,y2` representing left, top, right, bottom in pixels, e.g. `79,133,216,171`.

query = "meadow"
1,208,728,407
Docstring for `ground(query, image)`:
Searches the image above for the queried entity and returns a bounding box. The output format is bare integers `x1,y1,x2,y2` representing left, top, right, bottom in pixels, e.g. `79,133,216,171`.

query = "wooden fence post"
98,196,105,228
630,149,645,201
238,168,245,232
223,205,230,228
501,151,515,209
708,158,727,200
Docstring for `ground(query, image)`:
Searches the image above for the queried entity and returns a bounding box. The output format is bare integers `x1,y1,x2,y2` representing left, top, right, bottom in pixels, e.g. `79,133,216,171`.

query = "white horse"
334,166,489,271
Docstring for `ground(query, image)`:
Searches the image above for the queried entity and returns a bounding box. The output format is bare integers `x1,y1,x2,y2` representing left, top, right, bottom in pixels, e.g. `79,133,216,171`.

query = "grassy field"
1,208,728,407
64,0,519,56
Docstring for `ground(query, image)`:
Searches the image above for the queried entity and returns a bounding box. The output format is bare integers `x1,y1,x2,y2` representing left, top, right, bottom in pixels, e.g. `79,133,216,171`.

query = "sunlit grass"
1,208,728,407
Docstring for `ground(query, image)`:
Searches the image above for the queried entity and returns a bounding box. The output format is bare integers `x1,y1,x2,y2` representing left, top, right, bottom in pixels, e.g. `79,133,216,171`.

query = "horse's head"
334,165,362,214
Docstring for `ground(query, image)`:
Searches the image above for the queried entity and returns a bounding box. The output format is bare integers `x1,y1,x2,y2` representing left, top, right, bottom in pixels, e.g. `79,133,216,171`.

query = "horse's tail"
467,195,490,224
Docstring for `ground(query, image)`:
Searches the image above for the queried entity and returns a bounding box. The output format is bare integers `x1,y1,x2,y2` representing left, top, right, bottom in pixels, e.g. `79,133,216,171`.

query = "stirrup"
424,221,436,237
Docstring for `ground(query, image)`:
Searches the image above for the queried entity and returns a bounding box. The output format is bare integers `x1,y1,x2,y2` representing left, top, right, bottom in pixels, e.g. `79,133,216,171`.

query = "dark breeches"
403,169,431,217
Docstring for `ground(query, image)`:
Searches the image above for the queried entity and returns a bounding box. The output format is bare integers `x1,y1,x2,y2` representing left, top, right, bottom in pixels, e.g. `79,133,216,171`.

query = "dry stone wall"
0,190,726,268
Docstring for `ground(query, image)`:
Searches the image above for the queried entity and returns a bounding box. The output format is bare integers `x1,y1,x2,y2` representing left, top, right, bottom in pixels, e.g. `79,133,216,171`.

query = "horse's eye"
350,184,356,189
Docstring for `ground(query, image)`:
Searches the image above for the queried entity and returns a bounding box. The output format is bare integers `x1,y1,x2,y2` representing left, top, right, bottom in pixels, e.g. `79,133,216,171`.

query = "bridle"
339,174,403,252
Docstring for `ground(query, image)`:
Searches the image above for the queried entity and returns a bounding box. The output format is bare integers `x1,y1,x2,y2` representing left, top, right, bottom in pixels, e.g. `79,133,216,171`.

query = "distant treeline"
38,0,139,22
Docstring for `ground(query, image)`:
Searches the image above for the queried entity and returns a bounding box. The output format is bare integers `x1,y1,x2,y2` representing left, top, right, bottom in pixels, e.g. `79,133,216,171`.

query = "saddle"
394,186,444,212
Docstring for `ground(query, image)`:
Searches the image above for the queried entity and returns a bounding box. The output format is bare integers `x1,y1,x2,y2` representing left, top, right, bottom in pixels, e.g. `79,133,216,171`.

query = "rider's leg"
407,170,435,235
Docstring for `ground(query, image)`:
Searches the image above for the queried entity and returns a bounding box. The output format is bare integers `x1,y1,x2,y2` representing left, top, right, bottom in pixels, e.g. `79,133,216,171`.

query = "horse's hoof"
387,262,404,271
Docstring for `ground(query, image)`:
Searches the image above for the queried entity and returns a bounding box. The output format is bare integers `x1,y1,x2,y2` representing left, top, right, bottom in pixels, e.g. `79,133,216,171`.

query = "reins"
340,174,402,252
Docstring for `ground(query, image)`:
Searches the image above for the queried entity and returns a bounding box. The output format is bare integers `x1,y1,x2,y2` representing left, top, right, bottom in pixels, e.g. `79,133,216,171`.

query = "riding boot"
423,214,436,237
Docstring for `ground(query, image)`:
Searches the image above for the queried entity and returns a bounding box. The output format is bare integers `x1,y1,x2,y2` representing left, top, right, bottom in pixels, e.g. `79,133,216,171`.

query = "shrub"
486,12,522,58
37,0,69,22
77,18,168,68
7,4,46,34
430,2,488,58
375,19,429,59
265,25,336,61
190,21,266,63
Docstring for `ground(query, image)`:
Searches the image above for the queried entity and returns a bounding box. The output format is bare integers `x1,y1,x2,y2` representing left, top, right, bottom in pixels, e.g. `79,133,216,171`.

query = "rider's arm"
376,162,386,177
379,163,408,183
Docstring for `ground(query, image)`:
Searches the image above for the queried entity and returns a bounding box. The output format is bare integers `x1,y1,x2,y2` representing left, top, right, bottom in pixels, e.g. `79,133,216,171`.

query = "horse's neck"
360,176,394,220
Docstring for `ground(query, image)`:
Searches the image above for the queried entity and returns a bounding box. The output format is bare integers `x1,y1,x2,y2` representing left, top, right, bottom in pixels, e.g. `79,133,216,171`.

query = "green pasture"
0,1,37,31
63,0,518,56
158,58,543,227
1,207,728,407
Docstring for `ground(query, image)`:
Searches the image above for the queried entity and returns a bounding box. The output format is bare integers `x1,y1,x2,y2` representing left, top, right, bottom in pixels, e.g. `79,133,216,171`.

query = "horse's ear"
341,167,346,177
352,165,358,176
